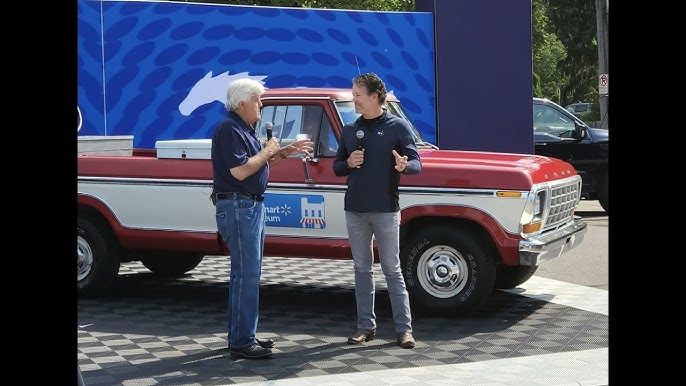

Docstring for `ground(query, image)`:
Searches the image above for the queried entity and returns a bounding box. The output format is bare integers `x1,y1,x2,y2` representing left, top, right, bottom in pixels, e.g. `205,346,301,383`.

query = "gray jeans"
345,211,412,334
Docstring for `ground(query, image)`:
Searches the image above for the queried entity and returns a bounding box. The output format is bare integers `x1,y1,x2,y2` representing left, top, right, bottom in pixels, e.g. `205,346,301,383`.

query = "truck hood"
412,149,578,191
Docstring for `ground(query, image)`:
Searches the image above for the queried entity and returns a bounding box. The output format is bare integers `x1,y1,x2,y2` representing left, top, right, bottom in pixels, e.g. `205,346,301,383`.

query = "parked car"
533,98,608,212
565,102,592,117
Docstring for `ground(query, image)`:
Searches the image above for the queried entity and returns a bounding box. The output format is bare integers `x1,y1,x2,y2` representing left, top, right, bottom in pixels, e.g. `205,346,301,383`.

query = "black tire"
400,225,496,315
494,266,538,289
141,252,204,276
597,168,609,213
78,216,121,296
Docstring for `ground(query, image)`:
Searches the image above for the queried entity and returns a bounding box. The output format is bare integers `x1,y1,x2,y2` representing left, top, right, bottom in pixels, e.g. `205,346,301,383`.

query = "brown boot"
397,331,416,349
347,329,375,344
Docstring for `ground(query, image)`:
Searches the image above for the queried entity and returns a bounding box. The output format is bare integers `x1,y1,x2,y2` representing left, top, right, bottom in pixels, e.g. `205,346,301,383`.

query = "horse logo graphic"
77,105,82,132
179,71,268,116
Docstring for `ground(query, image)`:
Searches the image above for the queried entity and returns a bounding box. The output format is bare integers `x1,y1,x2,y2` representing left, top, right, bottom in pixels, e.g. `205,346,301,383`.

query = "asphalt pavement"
534,199,609,290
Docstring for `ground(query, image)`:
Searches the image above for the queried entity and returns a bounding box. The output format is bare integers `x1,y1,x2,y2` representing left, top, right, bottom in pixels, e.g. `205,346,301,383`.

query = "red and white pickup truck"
77,87,587,315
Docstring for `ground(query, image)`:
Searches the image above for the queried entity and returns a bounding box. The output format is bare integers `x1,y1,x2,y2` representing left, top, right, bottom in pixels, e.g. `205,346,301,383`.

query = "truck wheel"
400,226,496,315
141,252,204,276
78,216,121,296
494,266,538,289
597,169,609,213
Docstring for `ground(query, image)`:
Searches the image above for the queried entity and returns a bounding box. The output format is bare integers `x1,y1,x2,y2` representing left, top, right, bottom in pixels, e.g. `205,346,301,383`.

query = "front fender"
400,204,520,265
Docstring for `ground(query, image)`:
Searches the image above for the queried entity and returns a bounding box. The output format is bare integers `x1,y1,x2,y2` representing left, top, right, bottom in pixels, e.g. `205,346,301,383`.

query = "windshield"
334,100,437,149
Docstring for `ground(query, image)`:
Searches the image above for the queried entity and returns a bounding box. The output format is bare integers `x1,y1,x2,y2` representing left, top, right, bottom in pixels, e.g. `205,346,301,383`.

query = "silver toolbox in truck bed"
155,139,212,159
78,135,134,156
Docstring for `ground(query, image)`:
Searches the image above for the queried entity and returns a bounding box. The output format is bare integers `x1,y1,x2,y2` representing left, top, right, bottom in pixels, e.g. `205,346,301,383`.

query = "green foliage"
532,72,542,98
188,0,414,11
545,0,599,109
301,0,414,11
531,0,567,103
587,100,600,122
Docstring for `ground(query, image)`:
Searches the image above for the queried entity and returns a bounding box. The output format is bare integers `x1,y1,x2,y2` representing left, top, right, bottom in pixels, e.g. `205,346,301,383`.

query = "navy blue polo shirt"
211,111,269,196
333,111,421,212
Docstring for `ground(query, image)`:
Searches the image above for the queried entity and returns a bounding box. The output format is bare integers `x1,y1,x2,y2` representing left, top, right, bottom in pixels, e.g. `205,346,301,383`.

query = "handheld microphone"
265,122,274,140
355,130,365,168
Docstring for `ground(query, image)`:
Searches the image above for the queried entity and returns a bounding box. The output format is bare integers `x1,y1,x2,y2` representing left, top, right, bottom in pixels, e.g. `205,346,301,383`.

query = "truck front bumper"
519,217,587,266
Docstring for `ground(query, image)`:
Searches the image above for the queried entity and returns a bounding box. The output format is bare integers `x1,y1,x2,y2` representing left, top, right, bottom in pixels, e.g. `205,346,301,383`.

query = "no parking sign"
599,74,609,95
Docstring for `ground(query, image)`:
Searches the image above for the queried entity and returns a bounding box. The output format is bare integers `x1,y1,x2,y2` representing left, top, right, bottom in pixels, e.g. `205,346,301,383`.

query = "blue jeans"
215,198,266,349
345,211,412,334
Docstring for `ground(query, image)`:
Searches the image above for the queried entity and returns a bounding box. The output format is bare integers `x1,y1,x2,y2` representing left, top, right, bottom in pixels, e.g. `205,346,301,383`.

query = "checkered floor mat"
78,256,608,385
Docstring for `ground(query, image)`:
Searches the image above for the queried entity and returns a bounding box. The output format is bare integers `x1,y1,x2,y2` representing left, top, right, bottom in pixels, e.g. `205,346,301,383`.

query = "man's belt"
214,192,265,202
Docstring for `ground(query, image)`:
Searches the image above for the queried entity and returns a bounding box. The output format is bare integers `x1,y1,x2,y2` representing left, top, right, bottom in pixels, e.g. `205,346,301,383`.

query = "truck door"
533,103,580,163
256,102,347,240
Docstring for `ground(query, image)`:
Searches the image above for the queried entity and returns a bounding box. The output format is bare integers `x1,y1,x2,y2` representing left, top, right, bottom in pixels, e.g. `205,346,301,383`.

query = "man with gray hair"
211,78,313,359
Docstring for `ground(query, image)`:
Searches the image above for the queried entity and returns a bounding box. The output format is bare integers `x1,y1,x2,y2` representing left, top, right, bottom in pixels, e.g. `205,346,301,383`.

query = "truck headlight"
521,190,546,234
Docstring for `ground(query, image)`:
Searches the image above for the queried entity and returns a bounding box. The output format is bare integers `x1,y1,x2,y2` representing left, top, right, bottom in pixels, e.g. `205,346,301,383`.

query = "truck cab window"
258,104,338,157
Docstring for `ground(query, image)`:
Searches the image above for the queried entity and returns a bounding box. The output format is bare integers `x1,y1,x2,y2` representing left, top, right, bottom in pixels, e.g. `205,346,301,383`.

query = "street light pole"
596,0,609,129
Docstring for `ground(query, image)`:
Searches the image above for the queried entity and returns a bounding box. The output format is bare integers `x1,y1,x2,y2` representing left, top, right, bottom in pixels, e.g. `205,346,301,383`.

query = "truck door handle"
301,156,315,183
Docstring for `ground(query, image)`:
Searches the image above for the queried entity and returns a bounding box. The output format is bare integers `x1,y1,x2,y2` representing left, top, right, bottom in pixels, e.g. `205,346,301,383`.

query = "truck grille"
543,178,582,231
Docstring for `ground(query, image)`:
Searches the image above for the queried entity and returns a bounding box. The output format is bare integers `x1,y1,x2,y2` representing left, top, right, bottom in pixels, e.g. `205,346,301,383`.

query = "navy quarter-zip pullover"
333,110,421,212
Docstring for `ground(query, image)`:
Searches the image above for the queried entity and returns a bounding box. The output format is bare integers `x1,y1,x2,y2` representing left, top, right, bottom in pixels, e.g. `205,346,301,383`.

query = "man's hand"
286,139,314,157
264,137,281,156
392,149,408,172
348,149,364,168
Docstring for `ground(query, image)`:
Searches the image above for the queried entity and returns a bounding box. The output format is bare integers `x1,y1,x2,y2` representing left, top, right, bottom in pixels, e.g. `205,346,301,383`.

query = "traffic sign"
599,74,608,95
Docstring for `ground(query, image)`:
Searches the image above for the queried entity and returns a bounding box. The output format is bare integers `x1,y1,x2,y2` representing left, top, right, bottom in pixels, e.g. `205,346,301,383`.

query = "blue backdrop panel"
77,0,436,149
77,1,106,137
416,0,533,154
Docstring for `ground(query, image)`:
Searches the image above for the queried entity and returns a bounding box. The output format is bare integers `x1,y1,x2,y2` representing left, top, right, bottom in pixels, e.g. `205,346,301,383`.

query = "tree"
532,0,567,102
187,0,414,11
546,0,599,112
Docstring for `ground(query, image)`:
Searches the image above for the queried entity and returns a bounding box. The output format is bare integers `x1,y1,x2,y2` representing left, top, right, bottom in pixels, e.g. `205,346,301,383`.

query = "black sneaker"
256,337,275,348
230,344,273,359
